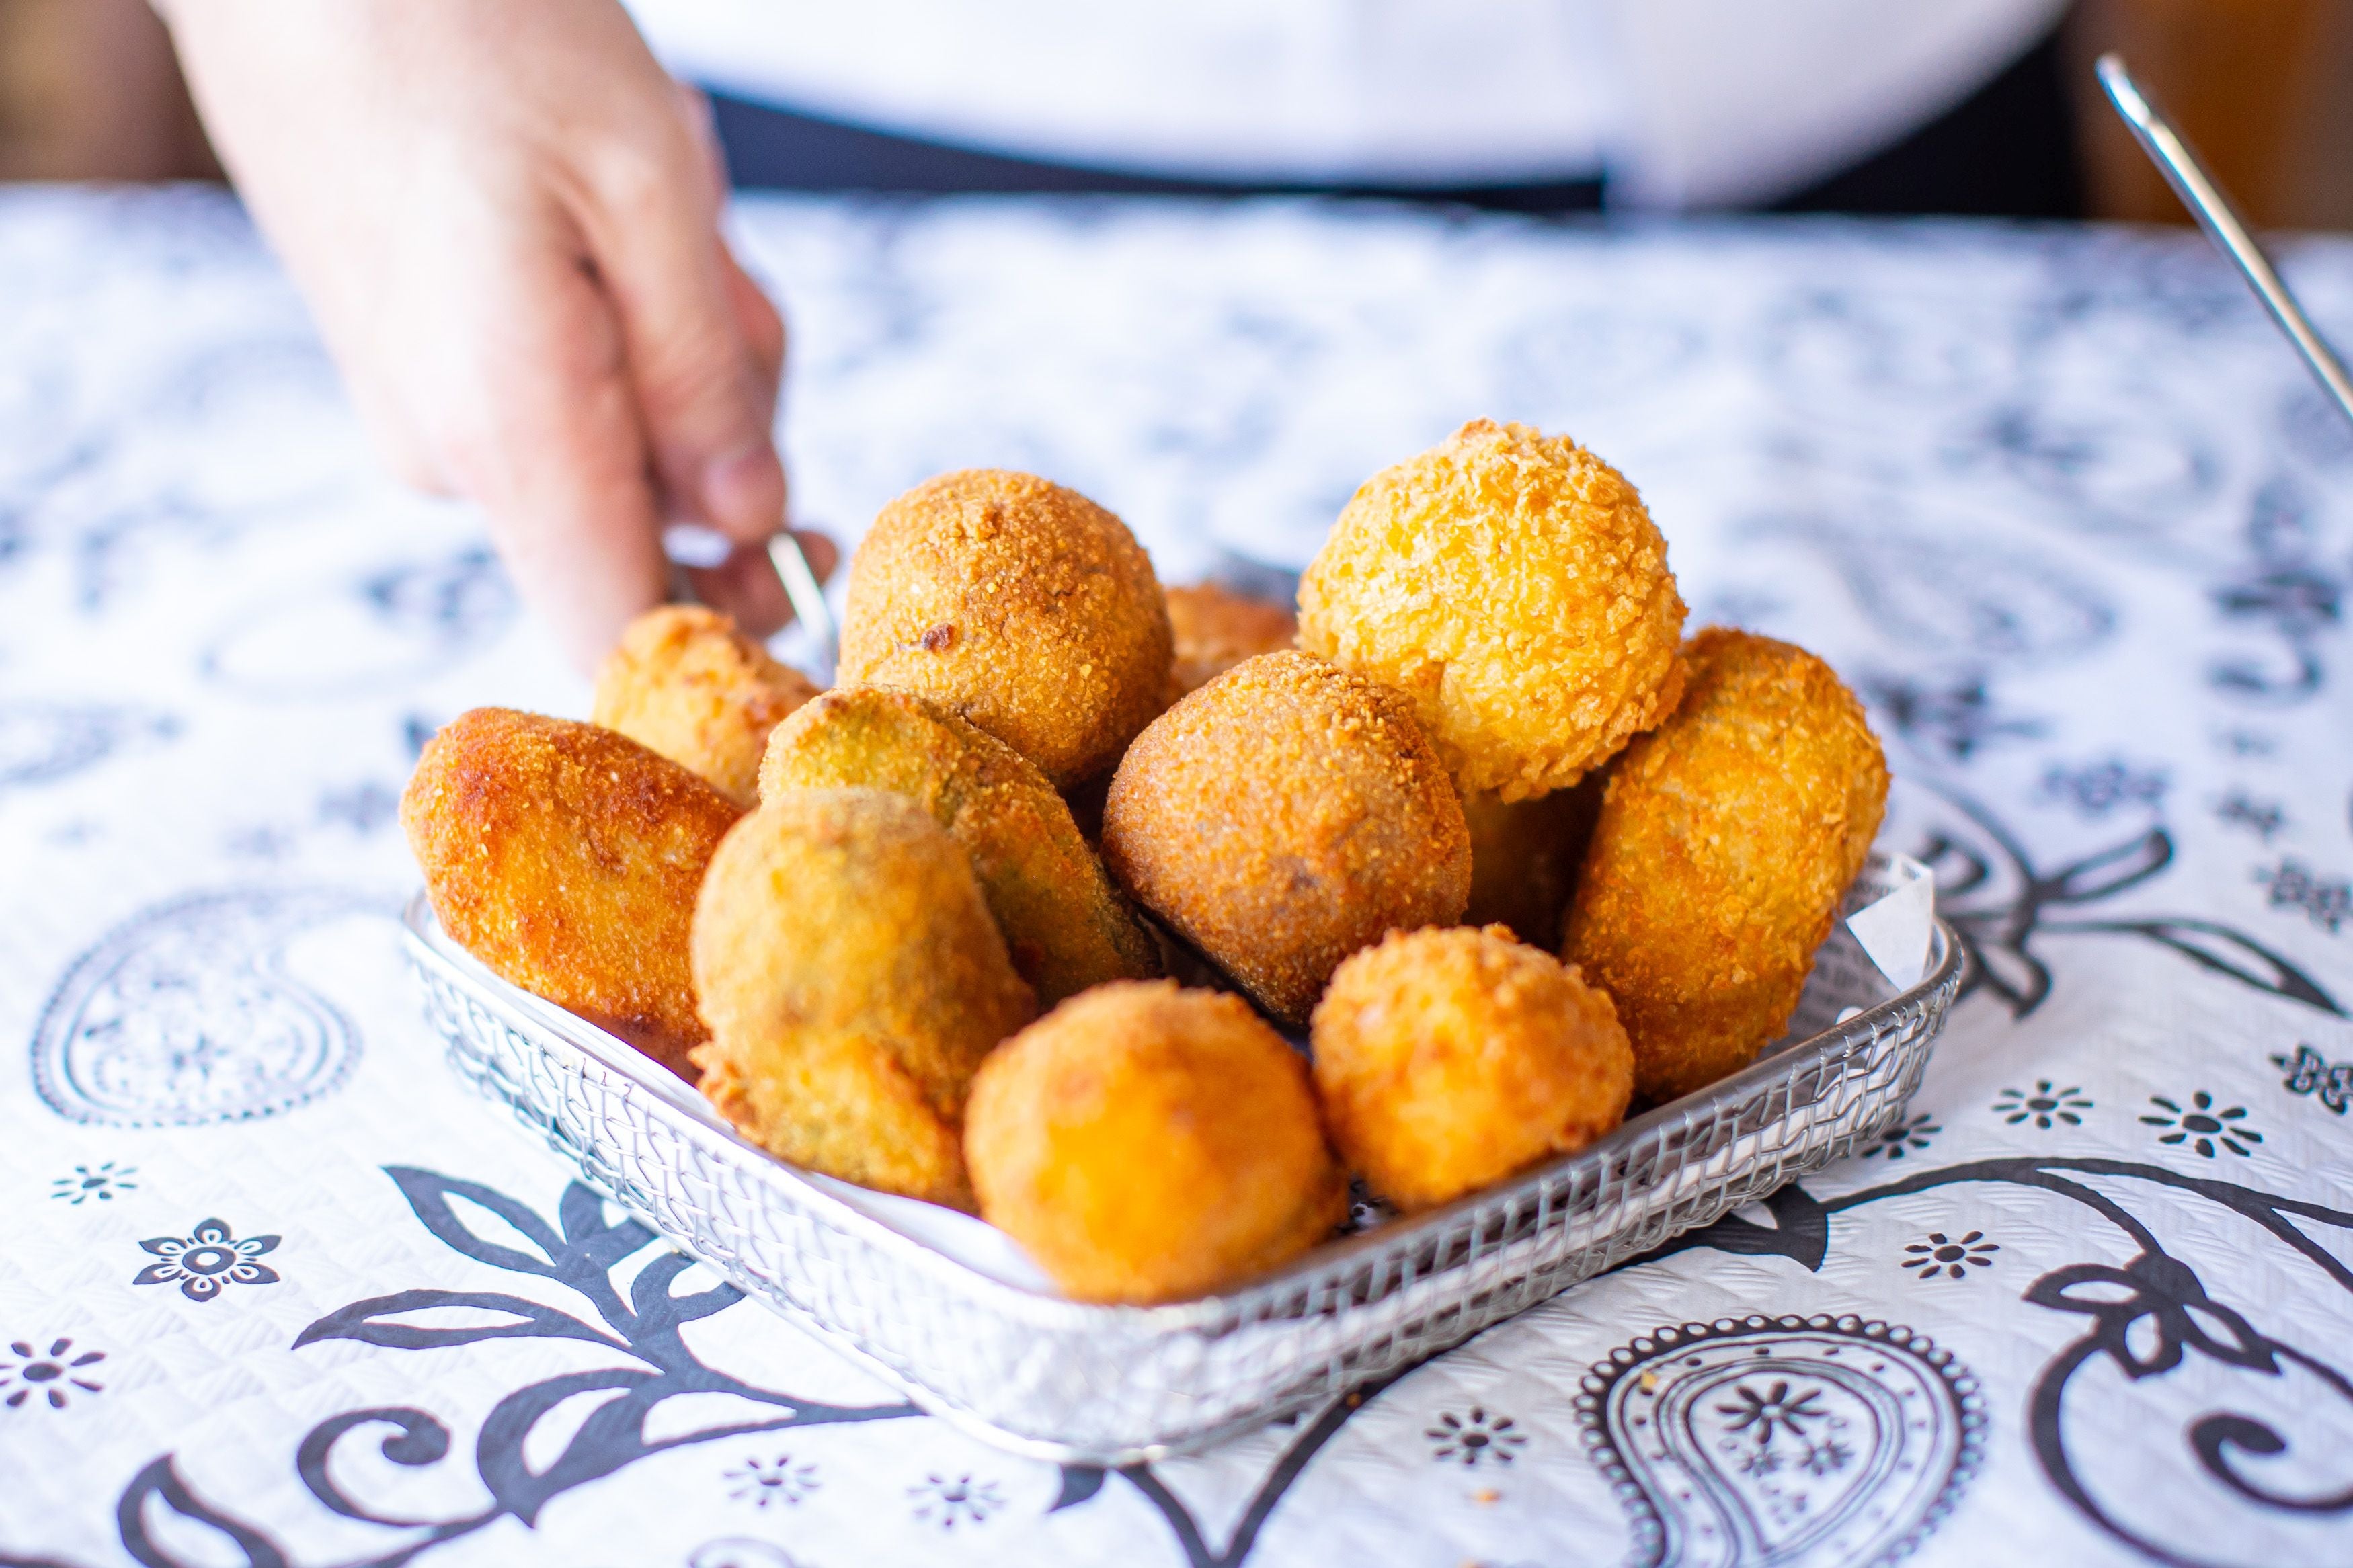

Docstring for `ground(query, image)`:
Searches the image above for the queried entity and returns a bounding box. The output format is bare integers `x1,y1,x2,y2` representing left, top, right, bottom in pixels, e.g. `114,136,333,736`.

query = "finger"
789,526,838,583
577,121,783,546
673,79,731,206
683,545,787,638
679,527,837,640
685,89,787,444
438,233,668,673
721,241,786,423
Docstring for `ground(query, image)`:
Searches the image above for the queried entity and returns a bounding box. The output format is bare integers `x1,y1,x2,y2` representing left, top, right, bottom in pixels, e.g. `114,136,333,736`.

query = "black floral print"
1902,1231,1999,1281
2,1337,104,1409
1426,1407,1527,1466
1993,1081,2093,1130
132,1218,281,1301
2042,758,2165,816
2142,1092,2264,1158
2255,860,2350,935
2215,792,2286,842
727,1454,819,1509
1717,1380,1826,1442
2274,1044,2353,1113
909,1473,1001,1529
1863,1112,1940,1159
50,1161,136,1204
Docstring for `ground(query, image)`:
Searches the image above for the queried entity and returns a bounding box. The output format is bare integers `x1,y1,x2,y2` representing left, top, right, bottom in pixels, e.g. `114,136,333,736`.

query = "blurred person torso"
621,0,2071,208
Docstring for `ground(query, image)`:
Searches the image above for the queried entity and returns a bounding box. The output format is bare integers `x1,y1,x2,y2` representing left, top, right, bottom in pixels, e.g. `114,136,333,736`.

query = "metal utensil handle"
769,528,839,684
2096,52,2353,430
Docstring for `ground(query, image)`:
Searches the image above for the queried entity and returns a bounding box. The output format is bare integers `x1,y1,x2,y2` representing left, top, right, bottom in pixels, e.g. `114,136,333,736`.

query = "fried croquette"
1460,778,1603,950
757,687,1160,1005
590,604,820,806
1310,925,1632,1212
1101,650,1470,1026
1561,628,1889,1102
1297,419,1688,800
1166,582,1298,700
965,980,1347,1303
691,788,1035,1208
401,707,741,1076
838,470,1172,787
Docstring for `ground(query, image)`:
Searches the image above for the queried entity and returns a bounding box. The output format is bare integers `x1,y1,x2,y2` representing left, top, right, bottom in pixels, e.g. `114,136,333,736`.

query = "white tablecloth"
5,188,2352,1568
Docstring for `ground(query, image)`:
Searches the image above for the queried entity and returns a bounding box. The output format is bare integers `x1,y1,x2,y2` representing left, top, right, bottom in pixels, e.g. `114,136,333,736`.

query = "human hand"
157,0,832,671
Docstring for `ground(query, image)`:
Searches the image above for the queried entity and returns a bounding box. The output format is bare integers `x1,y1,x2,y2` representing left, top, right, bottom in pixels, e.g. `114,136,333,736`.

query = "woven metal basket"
402,894,1962,1464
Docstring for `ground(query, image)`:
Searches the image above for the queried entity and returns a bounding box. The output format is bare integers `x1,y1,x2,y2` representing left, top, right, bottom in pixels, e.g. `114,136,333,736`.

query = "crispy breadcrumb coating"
1460,777,1603,950
1101,650,1470,1026
965,980,1347,1303
401,707,741,1076
690,788,1035,1208
1561,628,1889,1102
838,470,1172,787
758,686,1160,1005
1311,925,1632,1212
1166,582,1298,700
1297,419,1687,800
592,604,819,805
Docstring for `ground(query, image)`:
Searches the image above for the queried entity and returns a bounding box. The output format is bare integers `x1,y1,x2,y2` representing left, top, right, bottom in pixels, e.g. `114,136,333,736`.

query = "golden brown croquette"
1310,925,1632,1212
690,788,1035,1208
1561,628,1889,1102
592,604,819,805
1298,419,1687,800
758,686,1160,1005
838,470,1172,786
1165,581,1298,700
1101,650,1470,1026
401,707,742,1076
1459,777,1603,950
965,980,1347,1303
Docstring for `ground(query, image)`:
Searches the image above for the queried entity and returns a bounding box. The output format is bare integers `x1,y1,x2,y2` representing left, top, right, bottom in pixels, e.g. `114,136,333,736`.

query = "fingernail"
699,440,785,538
660,522,732,569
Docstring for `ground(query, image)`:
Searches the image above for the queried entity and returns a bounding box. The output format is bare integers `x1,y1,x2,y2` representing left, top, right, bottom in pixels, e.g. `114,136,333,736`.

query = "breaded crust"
591,604,819,806
838,470,1173,786
758,686,1162,1005
1561,628,1889,1102
1310,925,1632,1212
1165,582,1298,700
965,980,1347,1303
1101,650,1470,1026
690,788,1034,1208
1460,777,1603,950
400,707,742,1076
1298,419,1687,800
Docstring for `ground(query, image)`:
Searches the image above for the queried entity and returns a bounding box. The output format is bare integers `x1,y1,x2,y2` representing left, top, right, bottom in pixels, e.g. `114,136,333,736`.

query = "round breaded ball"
592,605,820,805
838,470,1172,786
692,788,1035,1208
758,686,1160,1006
1311,925,1633,1212
965,981,1347,1303
1297,419,1687,800
1460,778,1603,951
401,707,742,1077
1165,581,1298,701
1101,651,1471,1026
1562,628,1889,1102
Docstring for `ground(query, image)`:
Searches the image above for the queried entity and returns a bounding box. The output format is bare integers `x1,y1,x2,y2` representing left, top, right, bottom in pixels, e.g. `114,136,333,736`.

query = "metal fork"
2098,52,2353,430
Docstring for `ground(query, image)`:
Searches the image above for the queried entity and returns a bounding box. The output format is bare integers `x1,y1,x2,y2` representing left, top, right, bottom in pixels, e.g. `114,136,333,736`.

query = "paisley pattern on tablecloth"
3,189,2352,1567
30,888,380,1127
1577,1316,1984,1568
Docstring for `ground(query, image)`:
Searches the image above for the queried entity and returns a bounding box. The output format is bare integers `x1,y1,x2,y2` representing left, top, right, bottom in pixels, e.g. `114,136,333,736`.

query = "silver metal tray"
401,893,1962,1464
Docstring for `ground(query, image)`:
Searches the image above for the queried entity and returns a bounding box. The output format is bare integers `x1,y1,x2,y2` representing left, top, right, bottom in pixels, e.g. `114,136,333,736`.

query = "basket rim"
401,889,1962,1333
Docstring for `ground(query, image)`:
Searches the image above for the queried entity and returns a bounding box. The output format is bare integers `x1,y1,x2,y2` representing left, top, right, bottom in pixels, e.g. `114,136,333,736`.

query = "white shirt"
623,0,2067,208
